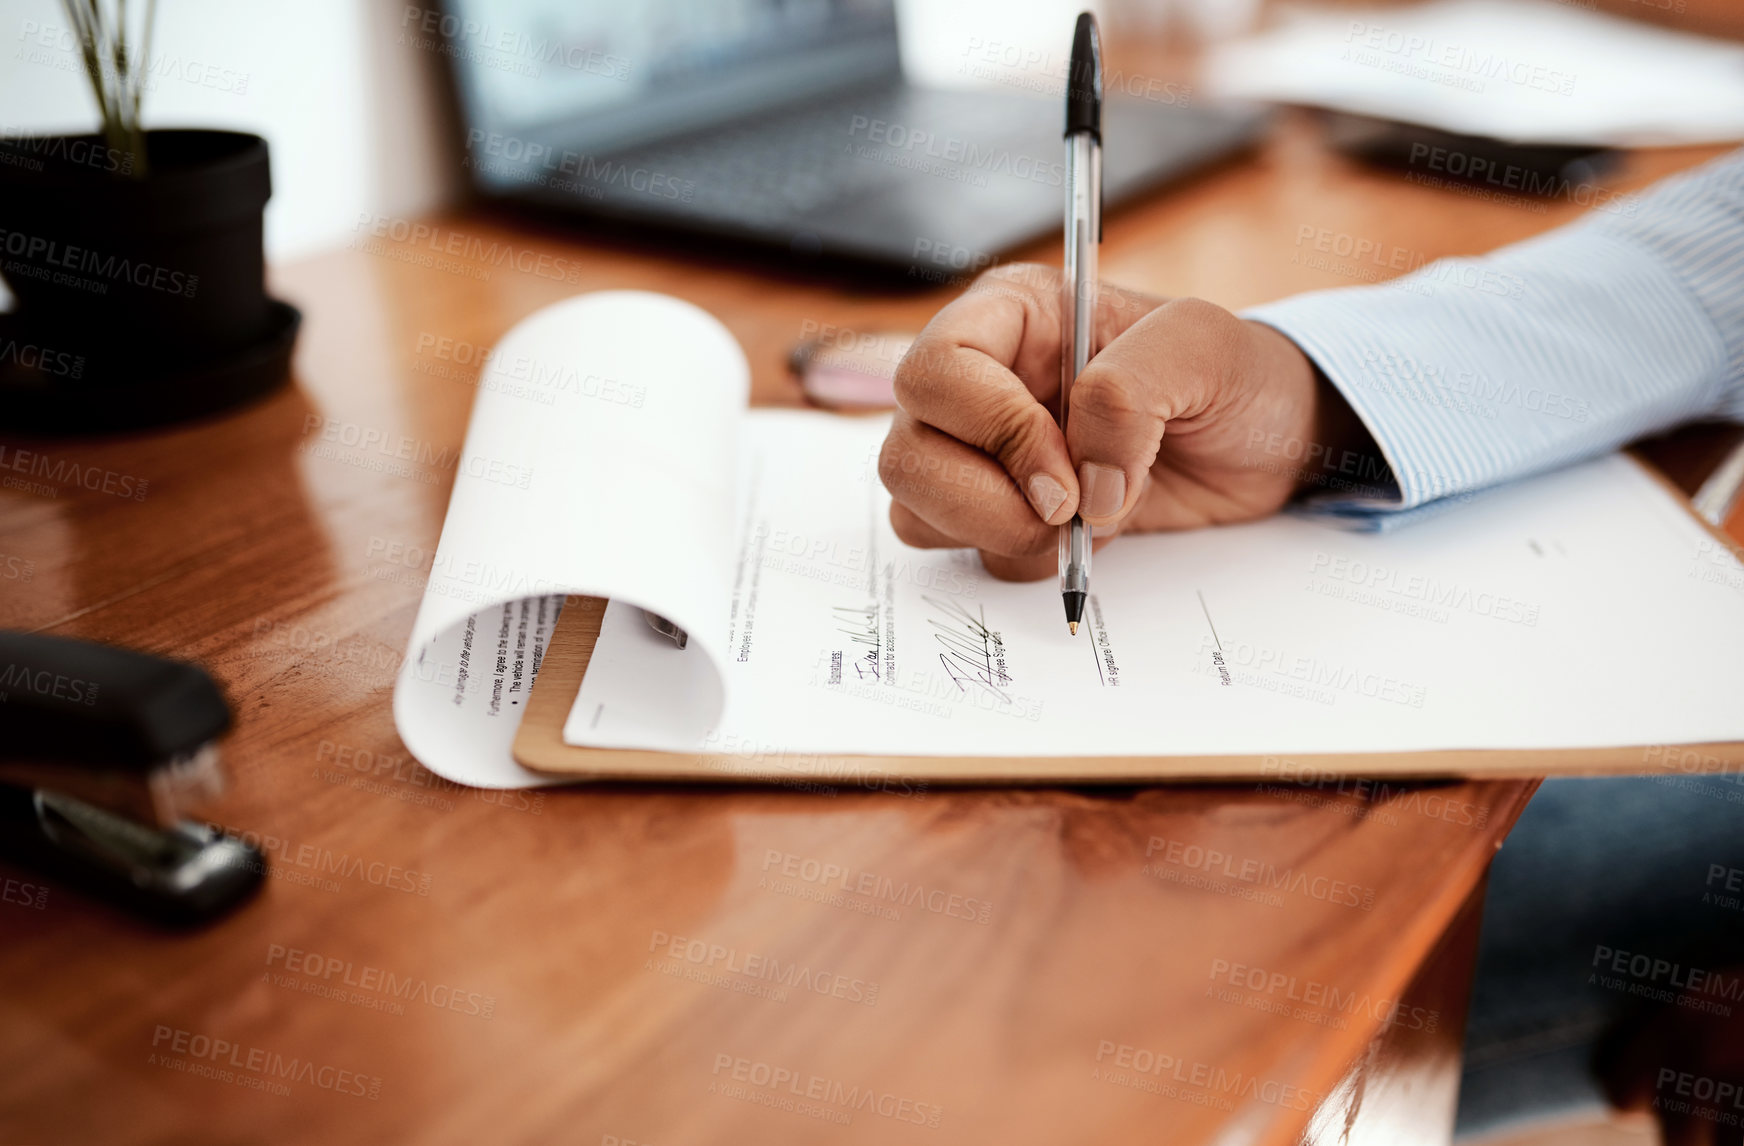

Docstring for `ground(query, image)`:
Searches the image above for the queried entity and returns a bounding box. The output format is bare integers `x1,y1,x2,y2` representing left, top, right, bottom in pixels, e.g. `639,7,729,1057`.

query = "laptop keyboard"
611,85,1026,220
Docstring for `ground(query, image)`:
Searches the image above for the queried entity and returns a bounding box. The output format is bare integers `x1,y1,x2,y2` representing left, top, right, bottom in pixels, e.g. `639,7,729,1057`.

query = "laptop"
435,0,1266,280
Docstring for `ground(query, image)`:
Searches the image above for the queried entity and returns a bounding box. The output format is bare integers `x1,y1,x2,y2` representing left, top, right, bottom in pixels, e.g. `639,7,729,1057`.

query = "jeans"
1456,774,1744,1138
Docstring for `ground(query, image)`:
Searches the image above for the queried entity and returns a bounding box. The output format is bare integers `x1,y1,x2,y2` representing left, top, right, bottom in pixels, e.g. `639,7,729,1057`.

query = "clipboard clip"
641,610,688,650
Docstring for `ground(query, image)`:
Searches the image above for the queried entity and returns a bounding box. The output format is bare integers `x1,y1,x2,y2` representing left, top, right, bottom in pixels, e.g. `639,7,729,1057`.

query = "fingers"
978,550,1057,582
887,502,960,550
904,359,1076,527
1064,297,1241,530
910,263,1163,395
979,522,1126,581
1595,1003,1744,1146
1663,1116,1713,1146
877,263,1171,575
888,500,1057,582
890,497,1127,586
880,413,1055,560
892,264,1164,527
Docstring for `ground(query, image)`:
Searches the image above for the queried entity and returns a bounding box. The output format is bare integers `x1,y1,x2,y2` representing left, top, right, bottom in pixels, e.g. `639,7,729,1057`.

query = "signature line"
1197,590,1223,652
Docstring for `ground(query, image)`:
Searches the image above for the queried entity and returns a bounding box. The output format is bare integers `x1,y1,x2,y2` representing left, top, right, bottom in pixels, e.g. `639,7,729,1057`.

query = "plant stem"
60,0,109,130
133,0,156,124
59,0,150,178
113,0,146,176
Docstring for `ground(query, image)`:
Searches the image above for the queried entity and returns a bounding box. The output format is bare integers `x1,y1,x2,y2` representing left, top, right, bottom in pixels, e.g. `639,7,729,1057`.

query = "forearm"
1245,148,1744,526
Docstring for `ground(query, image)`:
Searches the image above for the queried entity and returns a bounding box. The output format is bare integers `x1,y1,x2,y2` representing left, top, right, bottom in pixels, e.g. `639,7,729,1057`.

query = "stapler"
0,631,265,926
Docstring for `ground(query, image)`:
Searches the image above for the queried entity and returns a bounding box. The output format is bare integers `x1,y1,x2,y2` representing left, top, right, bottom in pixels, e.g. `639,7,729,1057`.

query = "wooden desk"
0,113,1736,1146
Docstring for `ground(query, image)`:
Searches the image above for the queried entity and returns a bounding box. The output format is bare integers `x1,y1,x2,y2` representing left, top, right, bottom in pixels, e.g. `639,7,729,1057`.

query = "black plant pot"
0,129,299,434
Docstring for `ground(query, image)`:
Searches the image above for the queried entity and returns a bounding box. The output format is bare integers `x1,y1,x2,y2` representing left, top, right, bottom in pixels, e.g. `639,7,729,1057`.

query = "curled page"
392,291,748,787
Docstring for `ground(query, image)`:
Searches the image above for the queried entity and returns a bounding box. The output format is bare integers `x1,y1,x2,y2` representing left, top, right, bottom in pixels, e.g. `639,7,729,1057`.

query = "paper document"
393,291,746,788
393,292,1744,789
566,413,1744,761
1204,0,1744,146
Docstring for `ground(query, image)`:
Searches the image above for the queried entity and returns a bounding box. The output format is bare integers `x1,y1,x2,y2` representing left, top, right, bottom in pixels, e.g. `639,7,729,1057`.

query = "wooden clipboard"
512,460,1744,784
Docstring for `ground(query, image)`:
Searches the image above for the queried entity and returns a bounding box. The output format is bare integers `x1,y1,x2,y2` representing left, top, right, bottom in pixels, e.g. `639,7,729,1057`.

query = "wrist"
1296,368,1391,500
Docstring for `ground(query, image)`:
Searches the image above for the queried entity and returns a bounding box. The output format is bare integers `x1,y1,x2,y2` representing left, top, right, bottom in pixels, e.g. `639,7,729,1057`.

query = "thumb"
1063,298,1236,529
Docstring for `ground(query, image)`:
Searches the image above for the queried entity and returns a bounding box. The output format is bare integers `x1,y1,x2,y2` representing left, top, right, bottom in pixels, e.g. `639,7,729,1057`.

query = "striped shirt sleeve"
1242,147,1744,528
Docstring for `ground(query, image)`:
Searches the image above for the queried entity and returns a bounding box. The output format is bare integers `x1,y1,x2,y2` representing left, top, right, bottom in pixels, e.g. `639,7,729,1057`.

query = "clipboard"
511,459,1744,785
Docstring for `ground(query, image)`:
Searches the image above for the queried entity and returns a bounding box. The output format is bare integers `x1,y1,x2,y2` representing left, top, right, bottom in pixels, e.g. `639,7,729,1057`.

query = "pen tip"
1063,590,1087,630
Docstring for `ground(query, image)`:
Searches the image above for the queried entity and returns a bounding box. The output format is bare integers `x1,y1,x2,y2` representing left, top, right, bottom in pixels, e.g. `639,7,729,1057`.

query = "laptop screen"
438,0,901,159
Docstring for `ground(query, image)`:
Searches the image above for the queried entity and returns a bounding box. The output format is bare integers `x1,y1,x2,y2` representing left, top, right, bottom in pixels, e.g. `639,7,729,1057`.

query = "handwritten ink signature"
832,603,881,681
923,595,1011,704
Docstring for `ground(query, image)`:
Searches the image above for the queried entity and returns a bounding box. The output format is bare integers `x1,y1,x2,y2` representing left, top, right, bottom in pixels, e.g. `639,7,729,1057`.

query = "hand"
1598,983,1744,1146
878,263,1373,580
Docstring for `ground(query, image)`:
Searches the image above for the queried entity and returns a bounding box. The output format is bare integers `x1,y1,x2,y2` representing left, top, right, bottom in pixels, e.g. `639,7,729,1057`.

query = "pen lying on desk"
1060,11,1102,636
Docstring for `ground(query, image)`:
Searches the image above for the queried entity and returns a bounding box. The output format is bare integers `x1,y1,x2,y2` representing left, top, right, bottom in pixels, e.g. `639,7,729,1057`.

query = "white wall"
3,0,460,260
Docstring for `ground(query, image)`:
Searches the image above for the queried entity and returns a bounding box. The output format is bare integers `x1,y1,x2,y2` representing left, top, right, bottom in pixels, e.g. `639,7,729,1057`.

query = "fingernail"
1079,464,1125,519
1026,473,1068,521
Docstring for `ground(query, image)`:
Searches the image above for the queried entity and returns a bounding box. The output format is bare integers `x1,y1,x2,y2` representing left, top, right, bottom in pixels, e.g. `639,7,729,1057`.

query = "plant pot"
0,129,298,434
0,129,271,353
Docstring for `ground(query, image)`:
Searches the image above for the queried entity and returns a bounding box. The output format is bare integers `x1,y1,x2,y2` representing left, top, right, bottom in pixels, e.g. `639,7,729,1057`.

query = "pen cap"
1065,12,1103,140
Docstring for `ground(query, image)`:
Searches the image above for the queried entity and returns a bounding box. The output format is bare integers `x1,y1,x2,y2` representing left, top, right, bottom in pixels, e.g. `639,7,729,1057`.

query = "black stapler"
0,631,265,925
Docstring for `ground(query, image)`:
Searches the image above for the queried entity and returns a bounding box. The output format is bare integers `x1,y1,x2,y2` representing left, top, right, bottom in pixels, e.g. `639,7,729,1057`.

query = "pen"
1060,11,1102,636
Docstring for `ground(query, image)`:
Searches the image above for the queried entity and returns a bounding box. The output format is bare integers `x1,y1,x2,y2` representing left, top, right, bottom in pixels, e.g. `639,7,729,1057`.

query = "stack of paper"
1204,0,1744,146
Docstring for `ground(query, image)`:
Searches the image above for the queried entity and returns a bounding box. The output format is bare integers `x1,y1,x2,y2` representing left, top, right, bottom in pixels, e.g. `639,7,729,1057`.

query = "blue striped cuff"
1584,147,1744,422
1243,217,1731,523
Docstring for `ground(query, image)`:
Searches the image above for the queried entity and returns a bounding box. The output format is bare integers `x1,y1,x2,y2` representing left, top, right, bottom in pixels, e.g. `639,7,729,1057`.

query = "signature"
832,603,881,681
923,595,1010,704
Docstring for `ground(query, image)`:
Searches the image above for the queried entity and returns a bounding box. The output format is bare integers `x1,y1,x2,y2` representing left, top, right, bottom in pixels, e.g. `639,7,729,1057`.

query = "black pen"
1060,11,1101,635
